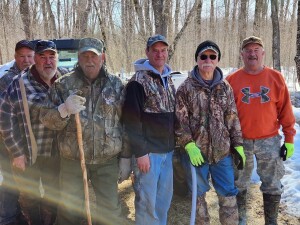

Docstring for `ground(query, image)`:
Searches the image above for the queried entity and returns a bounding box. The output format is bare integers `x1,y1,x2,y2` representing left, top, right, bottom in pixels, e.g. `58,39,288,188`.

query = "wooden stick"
75,113,92,225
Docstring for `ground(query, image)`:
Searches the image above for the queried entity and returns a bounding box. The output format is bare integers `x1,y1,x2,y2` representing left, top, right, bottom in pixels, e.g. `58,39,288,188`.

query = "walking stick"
190,163,197,225
75,113,92,225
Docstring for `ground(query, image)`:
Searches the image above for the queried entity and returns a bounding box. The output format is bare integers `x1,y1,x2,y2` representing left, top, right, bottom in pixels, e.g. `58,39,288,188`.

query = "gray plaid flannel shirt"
0,68,60,165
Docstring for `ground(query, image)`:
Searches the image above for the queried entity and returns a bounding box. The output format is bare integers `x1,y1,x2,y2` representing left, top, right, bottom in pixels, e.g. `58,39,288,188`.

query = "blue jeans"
181,154,238,197
133,152,173,225
0,150,19,225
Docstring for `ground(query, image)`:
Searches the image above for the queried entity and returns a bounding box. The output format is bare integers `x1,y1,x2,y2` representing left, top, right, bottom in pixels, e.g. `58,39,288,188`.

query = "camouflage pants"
235,135,285,195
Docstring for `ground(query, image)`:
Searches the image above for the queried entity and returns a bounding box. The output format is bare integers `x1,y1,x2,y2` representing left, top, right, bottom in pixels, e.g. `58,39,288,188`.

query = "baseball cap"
195,40,221,61
147,34,169,48
15,40,35,51
241,36,264,49
78,38,104,55
34,40,57,54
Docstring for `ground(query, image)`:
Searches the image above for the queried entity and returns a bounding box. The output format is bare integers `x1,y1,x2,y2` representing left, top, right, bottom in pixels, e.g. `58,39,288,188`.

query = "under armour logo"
241,86,270,104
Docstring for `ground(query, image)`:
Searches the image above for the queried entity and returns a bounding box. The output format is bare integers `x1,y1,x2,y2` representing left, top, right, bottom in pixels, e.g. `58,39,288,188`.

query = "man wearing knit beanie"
175,40,244,224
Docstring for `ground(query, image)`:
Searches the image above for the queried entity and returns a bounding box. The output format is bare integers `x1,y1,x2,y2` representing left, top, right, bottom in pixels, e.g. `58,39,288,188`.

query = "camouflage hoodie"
175,66,243,164
122,59,176,158
36,66,124,164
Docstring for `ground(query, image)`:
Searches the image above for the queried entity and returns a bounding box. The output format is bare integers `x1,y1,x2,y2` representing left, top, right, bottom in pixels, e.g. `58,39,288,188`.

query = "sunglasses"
199,54,217,60
35,40,57,52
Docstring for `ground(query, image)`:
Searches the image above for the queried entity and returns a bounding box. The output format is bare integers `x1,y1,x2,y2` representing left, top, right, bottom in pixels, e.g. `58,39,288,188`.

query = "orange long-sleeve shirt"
226,66,296,143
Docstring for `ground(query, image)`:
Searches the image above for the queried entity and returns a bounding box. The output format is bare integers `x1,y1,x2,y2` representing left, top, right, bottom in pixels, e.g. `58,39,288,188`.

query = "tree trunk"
152,0,166,36
294,0,300,85
209,0,216,39
271,0,281,72
169,0,201,61
253,0,263,36
133,0,146,38
19,0,32,39
238,0,248,68
45,0,58,38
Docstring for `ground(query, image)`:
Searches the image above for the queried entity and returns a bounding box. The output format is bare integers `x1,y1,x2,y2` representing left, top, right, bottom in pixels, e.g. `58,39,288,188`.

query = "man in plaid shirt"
0,40,67,225
0,39,35,225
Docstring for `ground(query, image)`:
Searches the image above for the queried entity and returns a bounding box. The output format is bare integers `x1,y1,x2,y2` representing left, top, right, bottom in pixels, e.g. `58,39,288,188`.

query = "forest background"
0,0,300,85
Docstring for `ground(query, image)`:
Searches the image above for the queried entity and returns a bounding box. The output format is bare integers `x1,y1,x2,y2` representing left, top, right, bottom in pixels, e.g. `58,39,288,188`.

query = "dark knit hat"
195,40,221,61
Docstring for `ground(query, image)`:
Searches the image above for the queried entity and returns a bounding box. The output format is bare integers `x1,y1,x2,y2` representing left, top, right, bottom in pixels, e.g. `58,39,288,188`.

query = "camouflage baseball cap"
78,37,104,55
241,36,264,49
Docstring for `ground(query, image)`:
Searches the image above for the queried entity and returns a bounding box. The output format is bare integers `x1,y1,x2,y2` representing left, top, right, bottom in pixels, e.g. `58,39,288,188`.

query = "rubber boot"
218,195,239,225
236,190,247,225
195,194,210,225
263,193,281,225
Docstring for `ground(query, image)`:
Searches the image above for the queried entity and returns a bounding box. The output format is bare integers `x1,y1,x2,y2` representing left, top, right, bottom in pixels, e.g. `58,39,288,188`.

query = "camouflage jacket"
36,67,124,164
175,66,243,164
122,69,176,158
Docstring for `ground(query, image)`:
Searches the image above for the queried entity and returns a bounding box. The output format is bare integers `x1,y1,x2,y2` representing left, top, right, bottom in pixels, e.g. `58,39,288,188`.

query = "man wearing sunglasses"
0,40,68,225
0,39,34,225
175,40,245,225
227,36,296,225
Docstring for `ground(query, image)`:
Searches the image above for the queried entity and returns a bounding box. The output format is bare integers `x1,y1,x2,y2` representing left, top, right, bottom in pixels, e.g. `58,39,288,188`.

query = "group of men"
0,34,296,225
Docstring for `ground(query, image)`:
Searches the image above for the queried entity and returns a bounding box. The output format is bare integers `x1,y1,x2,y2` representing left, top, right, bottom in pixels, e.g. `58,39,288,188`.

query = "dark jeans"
0,149,19,225
13,155,60,225
58,157,125,225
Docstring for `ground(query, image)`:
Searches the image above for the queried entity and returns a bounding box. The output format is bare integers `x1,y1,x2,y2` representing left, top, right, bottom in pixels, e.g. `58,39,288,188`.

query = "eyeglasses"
35,40,57,52
199,54,217,60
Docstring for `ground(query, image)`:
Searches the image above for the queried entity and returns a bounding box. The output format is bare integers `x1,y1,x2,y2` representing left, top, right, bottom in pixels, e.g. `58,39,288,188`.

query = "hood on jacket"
134,58,172,88
190,65,223,89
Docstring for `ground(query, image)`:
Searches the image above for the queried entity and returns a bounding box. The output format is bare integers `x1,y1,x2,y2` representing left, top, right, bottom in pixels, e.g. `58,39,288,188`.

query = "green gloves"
233,146,246,170
185,142,204,166
280,143,294,161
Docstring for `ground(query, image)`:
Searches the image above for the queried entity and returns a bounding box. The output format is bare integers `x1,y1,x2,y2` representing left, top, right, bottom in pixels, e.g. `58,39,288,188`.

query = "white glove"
58,94,86,118
118,158,132,184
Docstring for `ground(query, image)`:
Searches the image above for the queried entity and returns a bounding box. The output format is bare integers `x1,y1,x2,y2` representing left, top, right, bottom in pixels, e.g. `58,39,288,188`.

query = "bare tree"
238,0,248,68
152,0,167,36
271,0,281,72
45,0,58,38
133,0,146,37
253,0,263,36
168,0,201,60
294,0,300,85
20,0,32,39
209,0,216,38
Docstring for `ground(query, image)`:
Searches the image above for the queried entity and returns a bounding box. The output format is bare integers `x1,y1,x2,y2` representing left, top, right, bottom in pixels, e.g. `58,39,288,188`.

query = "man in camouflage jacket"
121,35,175,225
175,40,245,225
35,38,127,225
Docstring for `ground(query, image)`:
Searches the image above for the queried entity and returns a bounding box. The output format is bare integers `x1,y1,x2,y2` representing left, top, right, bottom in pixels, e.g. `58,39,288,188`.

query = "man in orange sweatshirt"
226,36,296,225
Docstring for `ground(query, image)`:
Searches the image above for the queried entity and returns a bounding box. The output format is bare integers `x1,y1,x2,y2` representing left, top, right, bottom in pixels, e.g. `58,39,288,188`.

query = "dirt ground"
117,179,300,225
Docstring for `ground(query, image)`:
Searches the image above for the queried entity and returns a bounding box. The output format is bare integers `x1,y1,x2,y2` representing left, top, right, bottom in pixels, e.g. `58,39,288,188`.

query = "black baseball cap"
15,40,35,51
34,40,57,54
